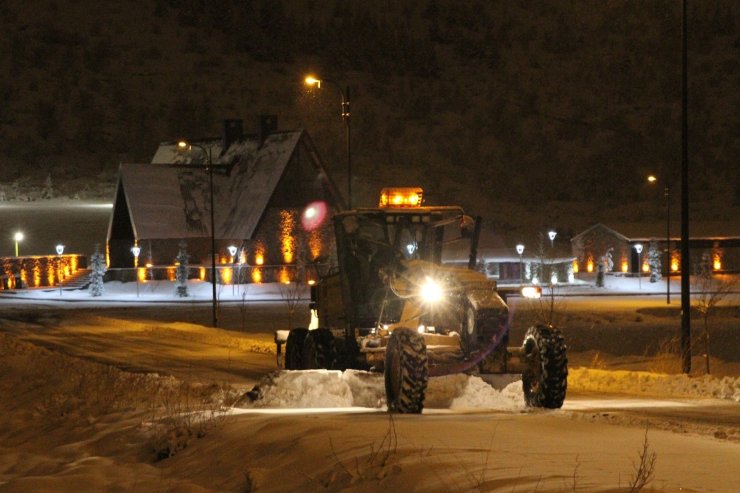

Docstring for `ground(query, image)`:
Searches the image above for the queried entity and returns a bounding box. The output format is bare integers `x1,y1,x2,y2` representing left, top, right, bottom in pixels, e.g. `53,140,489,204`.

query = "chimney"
222,119,243,150
257,115,278,147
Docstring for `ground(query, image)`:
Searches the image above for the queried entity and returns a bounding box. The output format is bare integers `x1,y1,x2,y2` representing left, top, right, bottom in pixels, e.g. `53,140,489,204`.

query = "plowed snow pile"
246,370,526,411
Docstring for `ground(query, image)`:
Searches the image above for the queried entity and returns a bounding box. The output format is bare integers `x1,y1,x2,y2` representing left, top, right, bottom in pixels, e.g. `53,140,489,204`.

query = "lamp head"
634,243,643,254
55,244,65,255
131,246,141,258
548,230,557,242
304,75,321,88
228,245,238,257
14,231,23,242
647,175,657,184
516,244,525,255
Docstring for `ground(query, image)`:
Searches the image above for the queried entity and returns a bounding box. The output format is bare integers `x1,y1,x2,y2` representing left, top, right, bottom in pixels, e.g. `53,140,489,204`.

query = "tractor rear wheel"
522,325,568,408
285,328,308,370
301,328,335,369
384,328,428,414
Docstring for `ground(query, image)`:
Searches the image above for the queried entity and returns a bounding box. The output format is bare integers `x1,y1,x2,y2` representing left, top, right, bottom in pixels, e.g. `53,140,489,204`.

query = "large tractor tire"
301,328,336,369
285,328,309,370
384,328,428,414
521,325,568,408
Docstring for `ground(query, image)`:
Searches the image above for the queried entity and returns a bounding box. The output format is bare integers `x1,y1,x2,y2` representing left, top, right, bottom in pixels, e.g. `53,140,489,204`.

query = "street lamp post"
14,231,23,257
178,141,219,328
131,245,141,298
56,244,65,296
305,75,352,209
648,175,671,304
634,243,643,290
516,244,525,285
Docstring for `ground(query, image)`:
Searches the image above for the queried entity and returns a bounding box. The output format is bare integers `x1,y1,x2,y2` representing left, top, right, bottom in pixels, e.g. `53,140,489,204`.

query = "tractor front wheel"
285,328,309,370
384,328,428,414
521,325,568,408
302,328,336,369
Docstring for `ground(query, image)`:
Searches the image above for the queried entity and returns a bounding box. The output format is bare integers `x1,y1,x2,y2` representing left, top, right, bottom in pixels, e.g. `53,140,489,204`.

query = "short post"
131,245,141,298
516,244,525,286
634,243,643,290
228,245,238,297
56,244,65,295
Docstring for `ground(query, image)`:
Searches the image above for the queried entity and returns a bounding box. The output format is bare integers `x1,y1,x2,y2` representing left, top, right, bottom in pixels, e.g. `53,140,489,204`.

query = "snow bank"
245,370,525,411
570,367,740,402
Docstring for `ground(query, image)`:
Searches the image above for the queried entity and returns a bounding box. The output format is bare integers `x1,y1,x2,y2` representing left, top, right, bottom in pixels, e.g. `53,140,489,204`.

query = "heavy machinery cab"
312,186,480,336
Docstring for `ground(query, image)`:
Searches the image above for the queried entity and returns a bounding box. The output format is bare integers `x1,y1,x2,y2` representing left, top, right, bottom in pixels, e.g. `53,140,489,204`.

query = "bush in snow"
175,241,189,297
647,241,662,282
89,245,107,296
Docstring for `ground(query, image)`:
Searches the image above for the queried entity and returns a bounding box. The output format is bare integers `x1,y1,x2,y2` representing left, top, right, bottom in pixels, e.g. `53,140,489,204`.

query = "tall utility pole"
680,0,691,374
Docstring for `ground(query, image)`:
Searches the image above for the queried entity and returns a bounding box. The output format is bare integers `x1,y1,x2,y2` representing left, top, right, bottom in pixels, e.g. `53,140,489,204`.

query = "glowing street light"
516,244,525,285
13,231,23,257
177,140,219,328
55,244,65,295
634,243,643,290
131,245,141,297
305,74,351,209
647,174,671,305
548,230,557,248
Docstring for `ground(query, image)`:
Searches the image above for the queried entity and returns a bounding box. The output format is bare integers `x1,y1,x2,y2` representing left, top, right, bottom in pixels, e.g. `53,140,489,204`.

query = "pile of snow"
570,367,740,402
245,370,526,411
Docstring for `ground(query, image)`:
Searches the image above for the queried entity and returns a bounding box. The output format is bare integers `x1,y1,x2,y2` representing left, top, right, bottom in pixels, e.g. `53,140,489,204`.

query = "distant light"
516,244,524,255
634,243,643,254
14,231,23,242
647,175,657,183
521,286,542,299
177,141,189,150
228,245,238,258
548,230,557,242
131,246,141,258
55,244,65,255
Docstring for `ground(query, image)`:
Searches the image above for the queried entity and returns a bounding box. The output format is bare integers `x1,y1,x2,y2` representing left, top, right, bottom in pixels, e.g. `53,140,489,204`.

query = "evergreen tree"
89,244,106,296
596,261,605,287
175,241,189,297
648,240,662,283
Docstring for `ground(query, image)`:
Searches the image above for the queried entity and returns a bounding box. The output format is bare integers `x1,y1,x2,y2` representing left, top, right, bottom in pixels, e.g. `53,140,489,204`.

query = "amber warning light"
379,187,423,208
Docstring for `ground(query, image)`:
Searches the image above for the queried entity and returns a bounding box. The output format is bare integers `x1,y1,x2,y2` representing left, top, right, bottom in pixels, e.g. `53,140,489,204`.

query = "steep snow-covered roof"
117,129,330,241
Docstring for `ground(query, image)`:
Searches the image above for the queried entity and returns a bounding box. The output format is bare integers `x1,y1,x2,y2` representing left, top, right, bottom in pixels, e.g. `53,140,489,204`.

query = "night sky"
1,0,738,235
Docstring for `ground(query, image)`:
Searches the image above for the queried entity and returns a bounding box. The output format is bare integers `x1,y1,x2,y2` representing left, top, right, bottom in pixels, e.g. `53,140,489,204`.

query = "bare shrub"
646,336,681,374
312,414,403,489
628,429,657,493
146,380,235,461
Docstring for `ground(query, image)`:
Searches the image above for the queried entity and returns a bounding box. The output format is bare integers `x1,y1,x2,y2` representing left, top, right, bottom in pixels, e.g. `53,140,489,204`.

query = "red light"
301,201,328,231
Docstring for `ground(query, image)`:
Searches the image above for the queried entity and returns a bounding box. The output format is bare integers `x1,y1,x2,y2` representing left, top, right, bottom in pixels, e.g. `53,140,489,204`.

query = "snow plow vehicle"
277,187,567,413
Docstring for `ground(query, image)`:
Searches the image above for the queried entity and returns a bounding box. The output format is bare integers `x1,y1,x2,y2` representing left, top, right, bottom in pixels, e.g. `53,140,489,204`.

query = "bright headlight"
420,277,444,303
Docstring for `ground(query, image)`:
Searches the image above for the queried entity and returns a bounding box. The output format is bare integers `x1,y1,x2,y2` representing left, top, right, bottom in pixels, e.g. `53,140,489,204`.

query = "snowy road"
0,301,738,492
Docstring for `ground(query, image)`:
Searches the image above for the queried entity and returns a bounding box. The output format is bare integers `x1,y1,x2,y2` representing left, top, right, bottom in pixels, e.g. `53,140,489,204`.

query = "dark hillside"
0,0,737,237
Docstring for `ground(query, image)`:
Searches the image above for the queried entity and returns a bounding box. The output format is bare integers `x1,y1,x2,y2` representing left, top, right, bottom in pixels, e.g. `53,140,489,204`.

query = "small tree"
175,241,189,297
693,252,737,374
595,261,605,287
647,241,662,283
89,244,106,296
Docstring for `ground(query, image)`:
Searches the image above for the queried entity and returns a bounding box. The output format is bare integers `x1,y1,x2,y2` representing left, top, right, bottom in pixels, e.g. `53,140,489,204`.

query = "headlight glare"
420,277,444,303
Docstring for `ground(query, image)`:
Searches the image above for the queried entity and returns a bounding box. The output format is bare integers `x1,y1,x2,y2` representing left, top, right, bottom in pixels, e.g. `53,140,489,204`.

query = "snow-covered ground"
0,276,738,492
